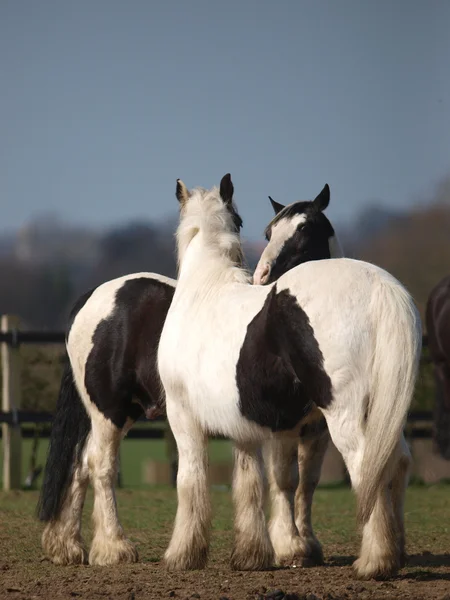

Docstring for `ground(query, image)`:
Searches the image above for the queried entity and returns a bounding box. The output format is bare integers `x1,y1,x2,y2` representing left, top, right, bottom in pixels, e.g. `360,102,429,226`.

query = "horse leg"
355,480,399,579
265,434,299,566
324,410,399,579
389,434,411,567
88,413,137,566
164,402,210,570
231,441,274,570
40,361,92,565
433,363,450,459
294,420,329,565
41,452,90,565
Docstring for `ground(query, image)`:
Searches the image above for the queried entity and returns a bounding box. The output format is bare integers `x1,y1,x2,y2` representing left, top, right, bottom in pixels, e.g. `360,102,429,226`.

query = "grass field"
0,484,449,600
0,436,233,488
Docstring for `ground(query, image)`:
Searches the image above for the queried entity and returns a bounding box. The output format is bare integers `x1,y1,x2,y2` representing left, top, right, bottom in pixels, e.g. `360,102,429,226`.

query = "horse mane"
176,185,251,285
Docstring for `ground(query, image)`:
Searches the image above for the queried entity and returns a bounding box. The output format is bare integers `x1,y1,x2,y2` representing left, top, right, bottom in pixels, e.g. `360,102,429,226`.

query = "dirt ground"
2,549,450,600
1,488,450,600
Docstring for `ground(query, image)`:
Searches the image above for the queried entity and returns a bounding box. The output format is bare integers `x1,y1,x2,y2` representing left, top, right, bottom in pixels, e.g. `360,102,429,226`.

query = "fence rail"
0,409,436,442
0,329,430,349
0,316,435,491
0,330,66,346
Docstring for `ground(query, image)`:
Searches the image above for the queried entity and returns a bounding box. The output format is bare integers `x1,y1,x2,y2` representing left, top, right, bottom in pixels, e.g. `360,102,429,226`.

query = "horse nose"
253,263,271,285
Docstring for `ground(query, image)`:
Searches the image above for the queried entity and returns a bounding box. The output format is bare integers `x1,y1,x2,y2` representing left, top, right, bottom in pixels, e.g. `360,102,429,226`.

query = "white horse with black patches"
255,185,345,568
37,272,176,566
254,184,344,286
158,174,421,579
36,183,337,568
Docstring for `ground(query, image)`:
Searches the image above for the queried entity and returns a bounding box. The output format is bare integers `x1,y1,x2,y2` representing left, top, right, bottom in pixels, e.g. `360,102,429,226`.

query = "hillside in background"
343,176,450,318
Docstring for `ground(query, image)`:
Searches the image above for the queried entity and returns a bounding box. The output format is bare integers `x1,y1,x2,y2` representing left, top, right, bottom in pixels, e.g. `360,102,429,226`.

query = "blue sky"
1,0,450,241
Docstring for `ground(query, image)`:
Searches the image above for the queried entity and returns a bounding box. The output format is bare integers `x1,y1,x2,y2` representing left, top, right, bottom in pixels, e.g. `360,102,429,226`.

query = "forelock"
264,200,314,239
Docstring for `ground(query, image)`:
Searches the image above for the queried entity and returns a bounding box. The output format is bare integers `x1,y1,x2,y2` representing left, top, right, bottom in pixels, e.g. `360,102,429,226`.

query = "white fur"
158,182,421,577
254,213,344,285
68,272,175,565
254,214,307,284
44,272,175,566
68,272,175,377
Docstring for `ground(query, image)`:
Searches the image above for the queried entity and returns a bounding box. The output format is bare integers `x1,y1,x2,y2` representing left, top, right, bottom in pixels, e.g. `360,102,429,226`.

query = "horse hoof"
230,543,274,571
353,556,399,580
89,537,138,566
51,544,88,566
164,547,208,571
271,533,324,568
42,527,88,566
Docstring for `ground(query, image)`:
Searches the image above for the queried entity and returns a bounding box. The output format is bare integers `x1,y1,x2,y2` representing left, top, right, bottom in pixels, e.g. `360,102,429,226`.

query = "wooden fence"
0,314,437,491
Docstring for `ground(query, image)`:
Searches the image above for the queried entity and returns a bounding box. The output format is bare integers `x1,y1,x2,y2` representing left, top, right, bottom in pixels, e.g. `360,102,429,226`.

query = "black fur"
236,287,333,431
219,173,242,231
37,360,91,521
269,196,285,215
84,278,175,428
263,187,335,285
219,173,234,205
37,287,97,521
176,179,187,203
313,184,330,211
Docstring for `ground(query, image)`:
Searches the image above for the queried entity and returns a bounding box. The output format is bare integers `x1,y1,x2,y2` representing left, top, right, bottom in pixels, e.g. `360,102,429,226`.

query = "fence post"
1,315,22,490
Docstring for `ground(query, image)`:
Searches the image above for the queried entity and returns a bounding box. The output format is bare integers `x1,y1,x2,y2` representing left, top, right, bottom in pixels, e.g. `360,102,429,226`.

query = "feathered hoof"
89,537,138,566
42,526,88,566
163,545,208,571
230,539,275,571
273,535,324,568
353,555,400,580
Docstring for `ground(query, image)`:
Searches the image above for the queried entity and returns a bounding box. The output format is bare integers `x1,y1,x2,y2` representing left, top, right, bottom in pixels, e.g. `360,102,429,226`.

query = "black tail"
37,359,91,521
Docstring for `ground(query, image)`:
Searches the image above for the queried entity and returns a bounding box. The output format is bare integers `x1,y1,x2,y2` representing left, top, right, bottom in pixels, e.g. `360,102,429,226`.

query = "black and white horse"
253,184,343,285
426,275,450,459
254,186,344,568
38,273,175,565
157,174,421,579
37,185,338,567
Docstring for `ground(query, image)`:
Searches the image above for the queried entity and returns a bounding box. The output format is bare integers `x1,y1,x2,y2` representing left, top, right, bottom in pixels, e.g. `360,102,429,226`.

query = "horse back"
68,273,175,427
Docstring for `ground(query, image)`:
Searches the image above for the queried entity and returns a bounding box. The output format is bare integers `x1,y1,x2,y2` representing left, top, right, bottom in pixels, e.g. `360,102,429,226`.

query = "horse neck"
329,231,345,258
177,231,250,290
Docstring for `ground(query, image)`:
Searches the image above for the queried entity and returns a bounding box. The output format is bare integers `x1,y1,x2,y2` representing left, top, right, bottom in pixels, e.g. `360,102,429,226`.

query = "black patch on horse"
84,278,175,428
264,202,335,284
236,286,333,431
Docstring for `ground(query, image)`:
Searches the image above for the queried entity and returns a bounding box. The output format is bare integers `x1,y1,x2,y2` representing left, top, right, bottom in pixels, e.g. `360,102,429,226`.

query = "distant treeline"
1,175,449,329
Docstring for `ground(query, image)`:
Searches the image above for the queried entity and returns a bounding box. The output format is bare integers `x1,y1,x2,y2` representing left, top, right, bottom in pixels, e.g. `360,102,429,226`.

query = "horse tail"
37,358,91,522
356,276,422,524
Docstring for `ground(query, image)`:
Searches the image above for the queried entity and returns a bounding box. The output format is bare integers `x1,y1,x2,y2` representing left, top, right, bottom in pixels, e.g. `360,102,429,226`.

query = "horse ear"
220,173,234,204
269,196,285,215
313,184,330,212
176,179,189,205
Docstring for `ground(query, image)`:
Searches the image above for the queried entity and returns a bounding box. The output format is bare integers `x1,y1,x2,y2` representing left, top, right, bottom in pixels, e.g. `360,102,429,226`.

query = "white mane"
176,185,250,285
